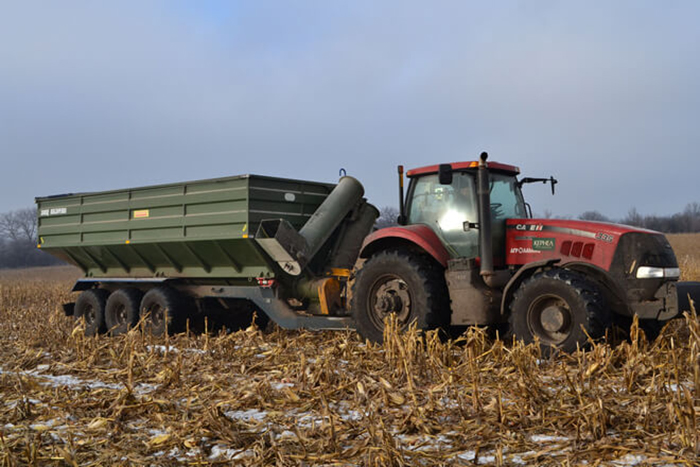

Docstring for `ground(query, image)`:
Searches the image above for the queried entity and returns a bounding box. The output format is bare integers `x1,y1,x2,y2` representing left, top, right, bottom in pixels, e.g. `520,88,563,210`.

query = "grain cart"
36,174,378,336
36,154,700,351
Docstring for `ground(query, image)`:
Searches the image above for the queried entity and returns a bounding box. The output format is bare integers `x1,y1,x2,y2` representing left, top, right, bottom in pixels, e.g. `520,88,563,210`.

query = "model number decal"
595,232,614,243
39,207,67,217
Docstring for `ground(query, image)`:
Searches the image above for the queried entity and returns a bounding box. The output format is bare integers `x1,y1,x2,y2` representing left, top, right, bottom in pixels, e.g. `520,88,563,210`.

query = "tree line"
577,202,700,233
0,208,64,268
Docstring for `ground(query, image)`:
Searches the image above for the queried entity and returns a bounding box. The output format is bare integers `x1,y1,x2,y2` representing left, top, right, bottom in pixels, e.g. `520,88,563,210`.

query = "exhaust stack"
477,152,494,279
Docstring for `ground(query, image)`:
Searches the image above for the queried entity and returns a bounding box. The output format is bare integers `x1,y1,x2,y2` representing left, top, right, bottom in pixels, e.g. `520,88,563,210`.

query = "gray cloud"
1,1,698,219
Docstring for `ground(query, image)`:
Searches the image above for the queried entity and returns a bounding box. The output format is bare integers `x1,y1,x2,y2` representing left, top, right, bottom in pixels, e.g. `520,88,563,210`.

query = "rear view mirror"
438,164,453,185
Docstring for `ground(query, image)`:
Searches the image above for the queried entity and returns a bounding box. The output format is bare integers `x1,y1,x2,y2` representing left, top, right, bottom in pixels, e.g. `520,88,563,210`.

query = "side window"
407,173,479,258
490,174,527,220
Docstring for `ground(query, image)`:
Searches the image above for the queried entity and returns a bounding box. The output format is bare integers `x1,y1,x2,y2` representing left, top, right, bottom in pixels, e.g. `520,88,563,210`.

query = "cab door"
406,172,479,258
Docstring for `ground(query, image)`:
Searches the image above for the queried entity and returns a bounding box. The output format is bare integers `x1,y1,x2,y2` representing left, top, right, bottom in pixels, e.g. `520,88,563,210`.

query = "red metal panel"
505,218,656,271
360,224,451,266
406,161,521,177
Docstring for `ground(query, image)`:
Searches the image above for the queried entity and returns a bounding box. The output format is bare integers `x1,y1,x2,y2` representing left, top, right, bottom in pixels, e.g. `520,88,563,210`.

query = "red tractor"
351,152,700,351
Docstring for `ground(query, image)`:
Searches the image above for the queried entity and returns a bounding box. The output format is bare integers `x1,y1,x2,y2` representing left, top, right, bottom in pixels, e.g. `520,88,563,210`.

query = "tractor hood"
504,218,672,272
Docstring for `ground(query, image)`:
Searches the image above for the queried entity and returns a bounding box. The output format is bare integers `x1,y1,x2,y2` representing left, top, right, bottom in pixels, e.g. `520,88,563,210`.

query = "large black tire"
140,287,191,336
105,288,143,336
350,251,448,344
75,289,110,337
509,268,610,353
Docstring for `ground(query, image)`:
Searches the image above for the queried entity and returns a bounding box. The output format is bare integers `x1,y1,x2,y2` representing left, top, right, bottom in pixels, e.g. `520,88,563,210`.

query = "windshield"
490,173,527,220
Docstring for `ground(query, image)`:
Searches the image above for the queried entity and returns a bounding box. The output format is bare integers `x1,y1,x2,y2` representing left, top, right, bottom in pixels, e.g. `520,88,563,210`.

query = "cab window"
407,172,479,257
489,173,527,220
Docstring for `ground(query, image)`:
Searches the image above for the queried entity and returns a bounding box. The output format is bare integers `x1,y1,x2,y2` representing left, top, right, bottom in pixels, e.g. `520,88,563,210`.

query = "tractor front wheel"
509,268,610,353
351,251,447,344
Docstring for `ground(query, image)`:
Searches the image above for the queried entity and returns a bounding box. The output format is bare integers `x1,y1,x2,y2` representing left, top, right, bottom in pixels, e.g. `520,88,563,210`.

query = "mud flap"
677,281,700,315
63,302,76,317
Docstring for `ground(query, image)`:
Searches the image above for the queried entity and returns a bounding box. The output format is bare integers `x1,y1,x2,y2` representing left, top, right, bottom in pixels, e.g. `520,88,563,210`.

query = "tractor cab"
404,160,527,261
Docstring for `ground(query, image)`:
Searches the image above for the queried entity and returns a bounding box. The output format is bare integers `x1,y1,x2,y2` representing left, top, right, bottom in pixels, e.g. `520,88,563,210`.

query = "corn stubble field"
0,235,698,466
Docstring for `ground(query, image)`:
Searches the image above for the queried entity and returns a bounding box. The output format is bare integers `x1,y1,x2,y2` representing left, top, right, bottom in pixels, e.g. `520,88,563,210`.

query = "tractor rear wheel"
75,289,110,337
105,288,143,336
351,250,447,344
509,268,610,353
140,287,191,336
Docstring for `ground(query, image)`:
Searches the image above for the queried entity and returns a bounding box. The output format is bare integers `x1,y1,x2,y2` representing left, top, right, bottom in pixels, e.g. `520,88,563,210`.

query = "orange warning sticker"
133,209,150,219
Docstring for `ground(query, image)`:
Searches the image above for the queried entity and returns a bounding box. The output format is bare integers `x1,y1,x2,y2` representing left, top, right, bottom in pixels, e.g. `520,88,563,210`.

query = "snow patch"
529,434,570,443
612,454,648,465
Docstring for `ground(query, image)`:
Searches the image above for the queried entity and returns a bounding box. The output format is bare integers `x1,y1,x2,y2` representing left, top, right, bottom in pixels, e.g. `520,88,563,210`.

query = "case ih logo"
532,237,556,251
515,224,543,231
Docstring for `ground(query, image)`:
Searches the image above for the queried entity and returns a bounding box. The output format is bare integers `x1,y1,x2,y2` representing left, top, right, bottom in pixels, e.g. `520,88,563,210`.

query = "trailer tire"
140,287,190,336
105,288,143,336
75,289,110,337
351,250,447,344
509,268,610,354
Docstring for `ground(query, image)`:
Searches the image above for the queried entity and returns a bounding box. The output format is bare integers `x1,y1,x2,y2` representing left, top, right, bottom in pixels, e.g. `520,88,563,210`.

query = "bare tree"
622,207,644,228
375,206,399,230
0,208,37,242
578,211,610,222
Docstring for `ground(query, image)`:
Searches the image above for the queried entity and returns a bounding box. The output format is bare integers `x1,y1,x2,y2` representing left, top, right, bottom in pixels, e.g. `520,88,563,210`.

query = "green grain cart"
37,174,378,336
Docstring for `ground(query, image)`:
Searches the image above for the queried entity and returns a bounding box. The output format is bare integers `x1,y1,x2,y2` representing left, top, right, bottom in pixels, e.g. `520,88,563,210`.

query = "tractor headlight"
636,266,680,279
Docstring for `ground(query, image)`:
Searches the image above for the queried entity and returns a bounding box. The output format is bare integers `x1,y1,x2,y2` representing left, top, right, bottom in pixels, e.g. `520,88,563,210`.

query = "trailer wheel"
75,289,110,337
140,287,189,336
105,288,143,336
509,268,610,353
351,250,447,344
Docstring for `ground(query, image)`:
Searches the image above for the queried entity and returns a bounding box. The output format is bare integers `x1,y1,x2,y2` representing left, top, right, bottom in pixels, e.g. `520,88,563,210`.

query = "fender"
360,225,451,266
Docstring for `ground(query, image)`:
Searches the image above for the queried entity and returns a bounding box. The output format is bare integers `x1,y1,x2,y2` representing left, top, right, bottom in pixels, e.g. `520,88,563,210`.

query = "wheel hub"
116,305,127,324
527,294,572,345
369,276,411,327
540,305,568,333
85,306,95,325
377,293,403,314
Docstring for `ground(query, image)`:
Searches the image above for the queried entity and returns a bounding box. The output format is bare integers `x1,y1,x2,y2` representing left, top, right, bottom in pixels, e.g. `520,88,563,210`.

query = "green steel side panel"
36,174,335,279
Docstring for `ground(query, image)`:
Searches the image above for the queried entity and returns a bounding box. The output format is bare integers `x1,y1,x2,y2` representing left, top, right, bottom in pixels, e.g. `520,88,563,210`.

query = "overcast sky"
1,1,698,219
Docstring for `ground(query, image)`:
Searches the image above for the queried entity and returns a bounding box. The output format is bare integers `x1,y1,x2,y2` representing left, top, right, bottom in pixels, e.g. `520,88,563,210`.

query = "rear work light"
257,278,277,288
636,266,680,279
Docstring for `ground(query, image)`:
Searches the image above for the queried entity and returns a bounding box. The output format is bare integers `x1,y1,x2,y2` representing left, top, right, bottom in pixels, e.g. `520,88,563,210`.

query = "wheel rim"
367,274,412,330
85,305,96,326
147,304,165,328
526,294,573,345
